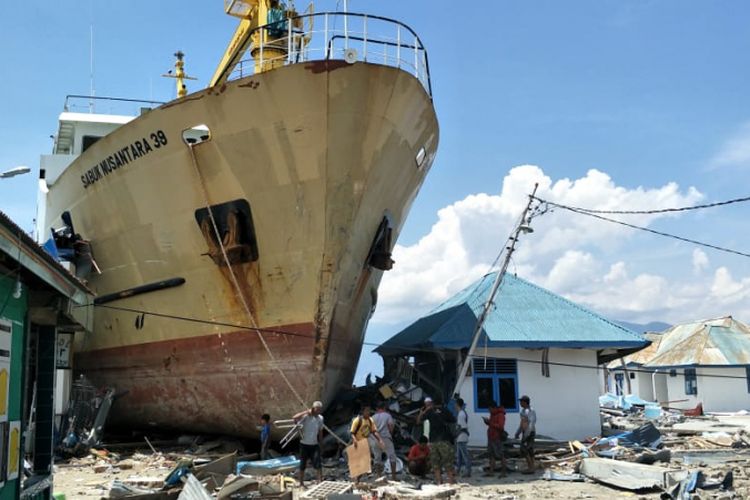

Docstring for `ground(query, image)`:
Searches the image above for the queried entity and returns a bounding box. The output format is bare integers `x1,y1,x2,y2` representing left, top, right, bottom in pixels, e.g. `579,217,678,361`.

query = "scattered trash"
300,481,353,499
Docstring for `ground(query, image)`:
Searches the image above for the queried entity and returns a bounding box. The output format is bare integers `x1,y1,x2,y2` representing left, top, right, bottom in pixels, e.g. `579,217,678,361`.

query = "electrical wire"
539,202,750,259
532,194,750,215
81,302,750,382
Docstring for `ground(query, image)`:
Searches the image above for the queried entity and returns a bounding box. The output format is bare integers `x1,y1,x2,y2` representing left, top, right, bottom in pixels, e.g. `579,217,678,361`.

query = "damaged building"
377,272,649,443
606,316,750,413
0,211,92,499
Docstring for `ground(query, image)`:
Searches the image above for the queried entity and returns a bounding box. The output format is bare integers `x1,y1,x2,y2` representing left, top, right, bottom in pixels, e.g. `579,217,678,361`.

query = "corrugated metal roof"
377,273,648,354
644,316,750,367
608,333,663,368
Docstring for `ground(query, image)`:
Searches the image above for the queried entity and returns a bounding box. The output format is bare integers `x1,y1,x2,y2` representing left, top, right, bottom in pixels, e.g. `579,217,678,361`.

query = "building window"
81,135,101,152
473,358,518,413
684,368,698,395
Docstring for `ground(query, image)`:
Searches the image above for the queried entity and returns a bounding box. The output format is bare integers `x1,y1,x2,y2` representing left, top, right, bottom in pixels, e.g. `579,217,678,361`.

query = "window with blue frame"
473,358,518,413
684,368,698,395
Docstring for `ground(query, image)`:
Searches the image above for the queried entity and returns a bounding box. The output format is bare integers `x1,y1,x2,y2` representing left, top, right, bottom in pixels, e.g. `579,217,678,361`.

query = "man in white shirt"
454,398,471,477
372,401,398,479
514,395,537,473
293,401,325,486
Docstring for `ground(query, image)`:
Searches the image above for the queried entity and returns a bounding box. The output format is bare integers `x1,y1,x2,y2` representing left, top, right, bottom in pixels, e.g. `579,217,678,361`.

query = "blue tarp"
236,456,300,475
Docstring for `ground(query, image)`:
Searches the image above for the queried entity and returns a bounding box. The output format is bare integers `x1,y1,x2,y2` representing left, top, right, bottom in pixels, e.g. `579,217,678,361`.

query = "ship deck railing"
228,11,433,97
63,95,165,116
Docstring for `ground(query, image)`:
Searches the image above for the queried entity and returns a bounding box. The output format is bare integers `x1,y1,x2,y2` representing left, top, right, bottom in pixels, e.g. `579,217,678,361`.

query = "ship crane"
210,0,308,87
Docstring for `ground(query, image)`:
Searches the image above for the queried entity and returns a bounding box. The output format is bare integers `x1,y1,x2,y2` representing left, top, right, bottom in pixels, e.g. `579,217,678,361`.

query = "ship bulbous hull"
49,61,438,437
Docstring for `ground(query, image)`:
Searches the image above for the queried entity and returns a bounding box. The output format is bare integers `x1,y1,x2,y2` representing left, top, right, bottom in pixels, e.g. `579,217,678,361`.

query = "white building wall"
662,367,750,412
458,348,601,446
604,367,658,401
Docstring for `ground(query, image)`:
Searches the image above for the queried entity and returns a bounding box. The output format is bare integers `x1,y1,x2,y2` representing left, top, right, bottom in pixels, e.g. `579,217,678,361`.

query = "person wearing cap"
416,396,456,484
514,395,537,473
293,401,325,486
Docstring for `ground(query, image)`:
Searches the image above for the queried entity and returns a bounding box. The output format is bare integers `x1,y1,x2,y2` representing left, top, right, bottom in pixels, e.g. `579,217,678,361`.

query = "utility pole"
451,183,539,397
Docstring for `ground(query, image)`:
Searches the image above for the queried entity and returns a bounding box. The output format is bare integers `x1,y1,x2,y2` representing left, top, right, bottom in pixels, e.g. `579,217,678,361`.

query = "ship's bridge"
224,11,433,98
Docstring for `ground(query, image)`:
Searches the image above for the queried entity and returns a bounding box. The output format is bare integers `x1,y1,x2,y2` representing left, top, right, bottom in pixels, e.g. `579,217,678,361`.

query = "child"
260,413,271,460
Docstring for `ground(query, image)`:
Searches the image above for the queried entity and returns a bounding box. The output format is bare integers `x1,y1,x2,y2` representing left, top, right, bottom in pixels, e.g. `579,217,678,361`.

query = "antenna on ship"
162,51,198,98
89,3,96,112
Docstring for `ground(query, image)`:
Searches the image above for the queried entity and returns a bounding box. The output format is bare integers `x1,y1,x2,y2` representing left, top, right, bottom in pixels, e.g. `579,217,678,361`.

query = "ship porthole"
182,124,212,145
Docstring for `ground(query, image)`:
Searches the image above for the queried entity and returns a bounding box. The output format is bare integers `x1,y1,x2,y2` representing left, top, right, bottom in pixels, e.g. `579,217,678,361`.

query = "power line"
80,303,750,382
540,202,750,259
532,194,750,215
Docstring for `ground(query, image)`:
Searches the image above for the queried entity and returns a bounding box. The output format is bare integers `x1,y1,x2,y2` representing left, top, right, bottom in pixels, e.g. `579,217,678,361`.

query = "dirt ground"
51,453,748,499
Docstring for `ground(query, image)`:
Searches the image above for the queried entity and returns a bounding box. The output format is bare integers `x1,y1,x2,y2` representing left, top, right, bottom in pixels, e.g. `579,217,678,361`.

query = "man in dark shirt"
416,397,456,484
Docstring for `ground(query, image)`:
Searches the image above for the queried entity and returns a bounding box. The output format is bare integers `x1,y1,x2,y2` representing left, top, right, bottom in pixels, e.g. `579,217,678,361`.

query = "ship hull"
48,61,438,437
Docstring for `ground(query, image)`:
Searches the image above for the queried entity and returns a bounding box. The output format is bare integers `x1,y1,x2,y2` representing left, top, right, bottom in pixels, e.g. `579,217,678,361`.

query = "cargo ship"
37,1,438,437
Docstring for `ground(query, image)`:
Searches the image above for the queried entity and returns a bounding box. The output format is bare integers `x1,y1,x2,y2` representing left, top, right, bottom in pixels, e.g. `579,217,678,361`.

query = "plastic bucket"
644,404,661,419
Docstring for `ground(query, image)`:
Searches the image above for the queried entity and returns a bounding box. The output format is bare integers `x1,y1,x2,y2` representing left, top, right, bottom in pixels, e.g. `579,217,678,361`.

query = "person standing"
259,413,272,460
454,398,471,477
514,395,537,474
349,406,384,480
372,402,398,480
482,401,507,476
416,397,456,484
293,401,325,487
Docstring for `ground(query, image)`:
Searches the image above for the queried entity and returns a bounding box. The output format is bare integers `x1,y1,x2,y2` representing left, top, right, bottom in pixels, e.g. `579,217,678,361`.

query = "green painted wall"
0,273,28,500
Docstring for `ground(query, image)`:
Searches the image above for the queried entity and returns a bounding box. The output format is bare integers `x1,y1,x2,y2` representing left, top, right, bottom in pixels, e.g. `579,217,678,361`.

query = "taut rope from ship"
186,144,347,445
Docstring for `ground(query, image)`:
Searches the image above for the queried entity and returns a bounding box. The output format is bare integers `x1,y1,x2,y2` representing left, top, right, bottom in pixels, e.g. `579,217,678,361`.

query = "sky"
1,2,750,385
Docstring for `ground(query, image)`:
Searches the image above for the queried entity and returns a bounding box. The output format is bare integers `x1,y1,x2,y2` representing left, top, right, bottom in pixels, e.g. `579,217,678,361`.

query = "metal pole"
414,35,418,77
363,15,368,61
396,25,401,68
288,17,292,64
451,183,539,397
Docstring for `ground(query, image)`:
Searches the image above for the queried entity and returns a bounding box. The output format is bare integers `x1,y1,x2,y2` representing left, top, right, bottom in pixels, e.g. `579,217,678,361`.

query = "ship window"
195,199,259,266
82,135,101,152
183,124,211,145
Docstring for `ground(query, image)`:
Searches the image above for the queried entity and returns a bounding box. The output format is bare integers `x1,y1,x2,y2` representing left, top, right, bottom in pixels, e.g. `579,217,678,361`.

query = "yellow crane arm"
210,1,270,88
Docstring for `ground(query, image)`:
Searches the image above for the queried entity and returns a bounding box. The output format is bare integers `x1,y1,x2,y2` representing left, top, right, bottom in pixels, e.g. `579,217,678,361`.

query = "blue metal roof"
377,273,647,354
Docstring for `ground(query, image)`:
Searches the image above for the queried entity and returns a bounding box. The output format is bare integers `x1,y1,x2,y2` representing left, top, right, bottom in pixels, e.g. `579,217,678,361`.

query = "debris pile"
536,396,750,498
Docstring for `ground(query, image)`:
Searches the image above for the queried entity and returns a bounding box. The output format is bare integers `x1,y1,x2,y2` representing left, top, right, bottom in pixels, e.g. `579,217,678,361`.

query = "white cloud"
692,249,709,274
711,122,750,169
373,165,750,327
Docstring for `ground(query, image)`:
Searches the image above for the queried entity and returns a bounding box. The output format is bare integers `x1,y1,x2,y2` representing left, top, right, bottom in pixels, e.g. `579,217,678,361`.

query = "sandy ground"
51,453,749,499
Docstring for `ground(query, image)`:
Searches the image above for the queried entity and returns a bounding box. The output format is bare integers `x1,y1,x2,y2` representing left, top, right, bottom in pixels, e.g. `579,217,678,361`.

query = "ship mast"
162,51,198,98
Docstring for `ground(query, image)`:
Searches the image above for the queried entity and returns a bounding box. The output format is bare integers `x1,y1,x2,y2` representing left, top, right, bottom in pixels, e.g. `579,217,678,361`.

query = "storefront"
0,212,91,500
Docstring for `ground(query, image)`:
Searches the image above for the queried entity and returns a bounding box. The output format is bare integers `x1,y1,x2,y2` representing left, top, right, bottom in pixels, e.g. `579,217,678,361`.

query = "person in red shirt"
407,436,431,477
482,400,507,476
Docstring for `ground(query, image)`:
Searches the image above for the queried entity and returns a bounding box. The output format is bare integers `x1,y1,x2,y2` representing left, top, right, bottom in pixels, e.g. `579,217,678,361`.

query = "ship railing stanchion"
287,18,292,65
324,13,329,58
396,25,401,69
363,15,368,62
260,27,264,70
414,35,419,78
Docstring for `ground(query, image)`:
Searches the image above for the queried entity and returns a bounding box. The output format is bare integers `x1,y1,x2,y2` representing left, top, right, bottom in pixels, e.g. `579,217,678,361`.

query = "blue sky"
2,2,750,384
